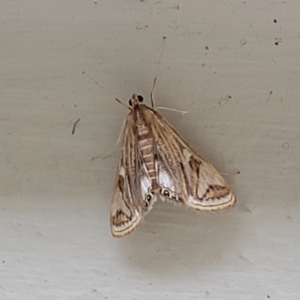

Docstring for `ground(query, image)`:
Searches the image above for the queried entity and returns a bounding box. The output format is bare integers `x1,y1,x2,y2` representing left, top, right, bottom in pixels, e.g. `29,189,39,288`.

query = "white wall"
1,1,299,299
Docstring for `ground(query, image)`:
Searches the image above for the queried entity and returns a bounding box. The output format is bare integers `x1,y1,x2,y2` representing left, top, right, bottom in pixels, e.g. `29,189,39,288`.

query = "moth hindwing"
110,93,236,237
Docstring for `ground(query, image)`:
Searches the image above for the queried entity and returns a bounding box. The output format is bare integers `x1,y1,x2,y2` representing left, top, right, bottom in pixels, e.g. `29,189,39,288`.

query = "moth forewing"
110,98,158,237
185,154,236,210
110,117,142,237
150,112,236,210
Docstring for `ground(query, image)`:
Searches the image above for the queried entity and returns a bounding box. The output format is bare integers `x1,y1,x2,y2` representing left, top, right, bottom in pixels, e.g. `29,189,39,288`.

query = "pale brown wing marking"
184,149,236,210
110,166,142,237
187,190,236,211
152,115,190,198
110,117,143,237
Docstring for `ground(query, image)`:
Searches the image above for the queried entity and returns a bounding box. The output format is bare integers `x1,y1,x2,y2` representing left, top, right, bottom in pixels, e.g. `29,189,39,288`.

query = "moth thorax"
136,122,151,138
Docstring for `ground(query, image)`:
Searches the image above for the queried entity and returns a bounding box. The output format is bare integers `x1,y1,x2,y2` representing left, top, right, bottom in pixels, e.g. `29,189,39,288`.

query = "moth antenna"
151,36,167,108
156,95,232,115
91,117,127,161
115,97,131,110
82,71,105,90
155,106,189,115
82,71,120,105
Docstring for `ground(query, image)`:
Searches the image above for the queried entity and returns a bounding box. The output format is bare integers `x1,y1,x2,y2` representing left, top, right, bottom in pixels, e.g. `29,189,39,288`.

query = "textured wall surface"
1,1,299,299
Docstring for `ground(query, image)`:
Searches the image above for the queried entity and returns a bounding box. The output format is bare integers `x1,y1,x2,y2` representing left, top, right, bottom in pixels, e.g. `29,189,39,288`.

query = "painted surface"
1,1,299,299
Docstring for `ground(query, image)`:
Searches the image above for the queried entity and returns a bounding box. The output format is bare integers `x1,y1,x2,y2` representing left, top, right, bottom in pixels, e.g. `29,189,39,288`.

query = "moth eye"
137,95,144,102
129,99,132,106
146,194,152,201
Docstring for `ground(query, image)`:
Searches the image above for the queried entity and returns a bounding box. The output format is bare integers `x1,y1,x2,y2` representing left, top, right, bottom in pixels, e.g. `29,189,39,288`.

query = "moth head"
129,94,144,107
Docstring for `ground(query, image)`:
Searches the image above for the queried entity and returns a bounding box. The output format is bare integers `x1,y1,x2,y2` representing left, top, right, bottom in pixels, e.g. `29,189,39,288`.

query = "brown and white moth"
110,92,236,237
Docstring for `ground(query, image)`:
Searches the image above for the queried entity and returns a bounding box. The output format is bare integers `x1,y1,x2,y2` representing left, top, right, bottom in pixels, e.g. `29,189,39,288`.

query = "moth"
110,92,236,237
